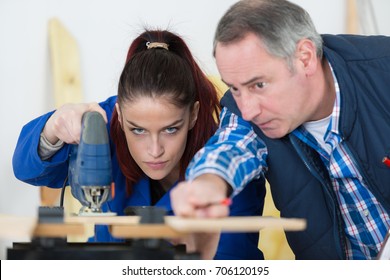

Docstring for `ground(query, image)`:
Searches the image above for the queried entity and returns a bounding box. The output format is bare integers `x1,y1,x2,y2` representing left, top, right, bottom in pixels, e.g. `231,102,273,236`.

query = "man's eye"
255,82,266,89
131,128,145,135
165,127,178,134
230,86,240,96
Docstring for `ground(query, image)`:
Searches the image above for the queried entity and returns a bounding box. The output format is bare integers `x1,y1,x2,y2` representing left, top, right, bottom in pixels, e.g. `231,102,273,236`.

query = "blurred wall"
1,0,389,259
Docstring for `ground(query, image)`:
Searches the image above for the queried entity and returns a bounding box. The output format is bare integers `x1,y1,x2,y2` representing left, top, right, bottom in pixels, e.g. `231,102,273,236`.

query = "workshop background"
1,0,390,260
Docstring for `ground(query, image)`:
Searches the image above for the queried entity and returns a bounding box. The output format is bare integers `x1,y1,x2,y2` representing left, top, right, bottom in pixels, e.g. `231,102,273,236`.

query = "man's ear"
189,101,200,130
115,103,123,130
296,38,318,76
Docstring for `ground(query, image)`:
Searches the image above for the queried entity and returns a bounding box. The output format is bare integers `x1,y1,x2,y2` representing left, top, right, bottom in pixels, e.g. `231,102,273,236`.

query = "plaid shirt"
186,64,390,260
186,107,268,198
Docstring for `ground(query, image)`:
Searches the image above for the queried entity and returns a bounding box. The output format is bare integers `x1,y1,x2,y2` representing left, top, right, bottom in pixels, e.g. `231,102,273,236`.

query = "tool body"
68,111,115,216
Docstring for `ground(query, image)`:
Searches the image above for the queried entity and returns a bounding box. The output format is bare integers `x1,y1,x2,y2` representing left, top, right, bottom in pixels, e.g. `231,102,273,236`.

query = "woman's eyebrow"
125,118,184,128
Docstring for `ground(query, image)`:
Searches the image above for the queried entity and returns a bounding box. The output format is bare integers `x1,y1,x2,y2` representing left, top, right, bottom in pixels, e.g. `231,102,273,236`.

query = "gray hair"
213,0,323,71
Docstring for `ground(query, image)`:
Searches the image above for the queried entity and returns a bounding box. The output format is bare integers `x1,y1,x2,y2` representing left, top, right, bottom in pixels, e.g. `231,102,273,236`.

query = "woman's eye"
165,127,178,134
131,128,145,135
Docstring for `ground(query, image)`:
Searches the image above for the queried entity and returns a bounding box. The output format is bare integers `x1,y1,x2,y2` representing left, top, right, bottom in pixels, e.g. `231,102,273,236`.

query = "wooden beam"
346,0,359,34
165,216,306,233
65,215,140,225
48,18,83,108
33,223,84,238
111,224,184,239
1,214,306,240
40,18,84,207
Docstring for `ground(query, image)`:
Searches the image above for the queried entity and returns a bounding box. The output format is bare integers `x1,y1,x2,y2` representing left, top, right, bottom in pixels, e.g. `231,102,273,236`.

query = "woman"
13,30,265,259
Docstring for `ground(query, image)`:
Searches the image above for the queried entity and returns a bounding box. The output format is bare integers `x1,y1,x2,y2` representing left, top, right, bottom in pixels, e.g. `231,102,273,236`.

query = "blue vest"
220,34,390,259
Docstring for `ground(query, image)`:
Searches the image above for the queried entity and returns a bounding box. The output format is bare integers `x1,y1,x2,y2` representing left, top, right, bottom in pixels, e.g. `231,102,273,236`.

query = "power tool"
68,111,115,216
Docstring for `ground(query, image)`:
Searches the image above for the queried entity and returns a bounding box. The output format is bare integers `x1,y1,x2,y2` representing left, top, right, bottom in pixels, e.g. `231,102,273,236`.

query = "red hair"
110,30,221,195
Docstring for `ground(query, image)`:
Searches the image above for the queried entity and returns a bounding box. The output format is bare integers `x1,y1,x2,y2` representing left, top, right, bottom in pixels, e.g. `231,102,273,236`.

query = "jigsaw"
68,111,115,216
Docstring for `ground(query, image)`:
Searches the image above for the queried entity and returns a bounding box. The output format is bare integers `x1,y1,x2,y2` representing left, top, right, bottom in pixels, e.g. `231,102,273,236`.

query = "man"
171,0,390,259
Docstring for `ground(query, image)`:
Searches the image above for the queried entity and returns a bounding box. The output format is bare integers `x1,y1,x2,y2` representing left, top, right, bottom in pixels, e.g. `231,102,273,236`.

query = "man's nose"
239,94,261,122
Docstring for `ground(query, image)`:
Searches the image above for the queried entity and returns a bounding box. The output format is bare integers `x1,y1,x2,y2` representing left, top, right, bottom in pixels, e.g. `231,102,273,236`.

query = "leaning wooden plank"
48,17,83,107
40,18,83,207
346,0,359,34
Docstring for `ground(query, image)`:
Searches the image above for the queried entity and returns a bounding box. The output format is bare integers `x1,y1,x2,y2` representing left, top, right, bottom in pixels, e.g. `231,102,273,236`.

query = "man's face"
215,33,313,139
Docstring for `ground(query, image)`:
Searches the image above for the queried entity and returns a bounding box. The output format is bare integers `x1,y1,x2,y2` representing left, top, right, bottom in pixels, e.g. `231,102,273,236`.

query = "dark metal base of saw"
7,240,199,260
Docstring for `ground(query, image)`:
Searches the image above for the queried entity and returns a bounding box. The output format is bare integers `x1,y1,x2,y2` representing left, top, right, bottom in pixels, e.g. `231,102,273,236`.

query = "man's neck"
308,57,336,121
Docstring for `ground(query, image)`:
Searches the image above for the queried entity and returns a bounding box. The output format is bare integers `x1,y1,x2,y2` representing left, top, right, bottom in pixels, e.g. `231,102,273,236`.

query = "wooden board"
109,216,306,239
0,214,85,239
33,223,84,238
347,0,358,34
1,214,306,240
48,18,83,107
65,215,306,232
0,214,37,239
111,224,184,239
165,216,306,233
65,215,140,225
40,18,84,207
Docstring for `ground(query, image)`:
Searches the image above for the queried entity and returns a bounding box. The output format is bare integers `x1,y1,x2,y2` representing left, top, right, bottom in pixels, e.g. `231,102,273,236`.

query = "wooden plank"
48,17,83,107
65,215,140,225
1,214,306,239
346,0,359,34
109,216,306,239
33,223,84,238
165,216,306,233
65,215,306,232
40,18,84,209
110,224,184,239
0,214,37,239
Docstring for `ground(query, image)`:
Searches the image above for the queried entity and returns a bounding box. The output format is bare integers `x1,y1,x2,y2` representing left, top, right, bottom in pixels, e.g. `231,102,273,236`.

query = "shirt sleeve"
12,96,117,189
186,107,268,195
12,110,71,188
38,131,65,160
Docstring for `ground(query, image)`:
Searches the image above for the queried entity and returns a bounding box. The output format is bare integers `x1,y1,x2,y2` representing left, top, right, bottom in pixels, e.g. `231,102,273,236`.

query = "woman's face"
116,96,199,188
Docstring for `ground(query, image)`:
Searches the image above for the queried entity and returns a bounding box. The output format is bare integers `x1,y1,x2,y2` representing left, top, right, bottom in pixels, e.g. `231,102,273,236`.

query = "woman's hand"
42,102,107,144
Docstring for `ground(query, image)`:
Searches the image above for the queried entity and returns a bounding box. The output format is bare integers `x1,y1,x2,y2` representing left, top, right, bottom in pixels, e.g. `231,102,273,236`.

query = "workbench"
1,209,306,260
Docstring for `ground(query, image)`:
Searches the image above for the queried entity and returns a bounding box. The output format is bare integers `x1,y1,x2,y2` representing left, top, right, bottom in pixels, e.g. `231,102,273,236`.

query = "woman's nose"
148,137,164,158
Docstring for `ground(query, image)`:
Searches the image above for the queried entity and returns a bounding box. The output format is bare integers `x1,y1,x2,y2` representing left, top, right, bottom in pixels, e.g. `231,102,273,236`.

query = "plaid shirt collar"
292,62,341,158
